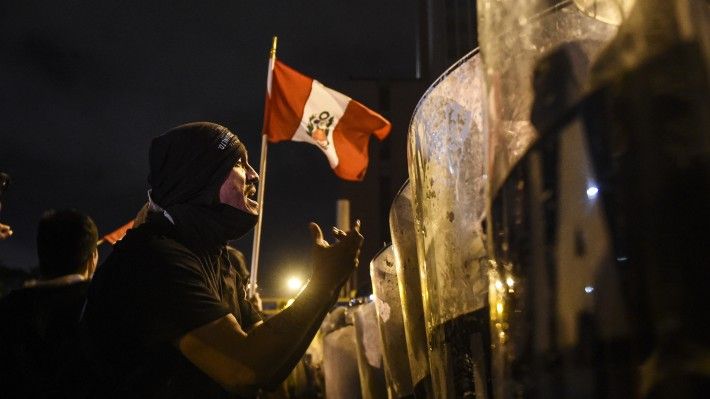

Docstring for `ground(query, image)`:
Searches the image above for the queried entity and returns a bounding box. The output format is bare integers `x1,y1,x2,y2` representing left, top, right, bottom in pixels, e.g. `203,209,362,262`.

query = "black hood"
147,122,257,248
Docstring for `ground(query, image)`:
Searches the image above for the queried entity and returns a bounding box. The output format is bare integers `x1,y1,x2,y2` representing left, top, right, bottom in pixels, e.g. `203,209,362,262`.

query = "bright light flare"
286,276,303,292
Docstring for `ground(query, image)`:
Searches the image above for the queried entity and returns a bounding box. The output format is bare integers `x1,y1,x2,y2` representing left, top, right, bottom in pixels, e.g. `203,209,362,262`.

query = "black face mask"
167,203,257,253
213,203,258,241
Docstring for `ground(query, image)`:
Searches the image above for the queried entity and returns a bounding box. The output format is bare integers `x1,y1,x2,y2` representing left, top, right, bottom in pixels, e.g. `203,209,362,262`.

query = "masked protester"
80,122,362,398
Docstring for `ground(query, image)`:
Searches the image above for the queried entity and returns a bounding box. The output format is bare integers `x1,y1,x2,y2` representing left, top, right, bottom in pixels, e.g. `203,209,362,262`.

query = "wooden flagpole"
249,36,278,298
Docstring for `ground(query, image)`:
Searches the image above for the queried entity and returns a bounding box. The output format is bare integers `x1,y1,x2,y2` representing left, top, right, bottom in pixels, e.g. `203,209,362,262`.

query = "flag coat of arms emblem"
263,60,391,181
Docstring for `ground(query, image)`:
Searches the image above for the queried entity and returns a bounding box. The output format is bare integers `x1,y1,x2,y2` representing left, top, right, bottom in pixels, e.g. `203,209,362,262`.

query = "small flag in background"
101,220,134,245
263,60,391,181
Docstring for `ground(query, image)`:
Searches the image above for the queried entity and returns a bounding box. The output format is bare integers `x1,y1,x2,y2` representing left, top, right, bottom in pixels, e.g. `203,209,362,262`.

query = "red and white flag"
101,220,134,245
263,60,391,181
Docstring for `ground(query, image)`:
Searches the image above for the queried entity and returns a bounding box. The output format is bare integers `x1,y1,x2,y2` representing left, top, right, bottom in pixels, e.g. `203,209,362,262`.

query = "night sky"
0,1,424,295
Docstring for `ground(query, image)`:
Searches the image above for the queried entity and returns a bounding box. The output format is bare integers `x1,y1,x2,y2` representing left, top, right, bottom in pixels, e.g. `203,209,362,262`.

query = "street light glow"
286,276,303,292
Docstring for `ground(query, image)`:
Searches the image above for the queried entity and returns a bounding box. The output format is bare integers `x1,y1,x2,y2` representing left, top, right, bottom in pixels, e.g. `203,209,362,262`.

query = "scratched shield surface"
407,50,491,398
370,244,414,398
478,0,620,196
389,180,432,396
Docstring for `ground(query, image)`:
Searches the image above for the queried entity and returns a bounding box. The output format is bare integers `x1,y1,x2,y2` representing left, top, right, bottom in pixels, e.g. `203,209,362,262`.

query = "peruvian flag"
263,60,391,181
101,220,134,245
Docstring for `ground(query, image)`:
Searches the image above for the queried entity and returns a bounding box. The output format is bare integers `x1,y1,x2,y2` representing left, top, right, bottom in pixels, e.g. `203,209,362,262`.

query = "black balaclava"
147,122,257,251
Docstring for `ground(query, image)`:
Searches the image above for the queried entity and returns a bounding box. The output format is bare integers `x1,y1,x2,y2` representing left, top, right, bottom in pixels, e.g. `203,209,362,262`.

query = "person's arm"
177,221,362,394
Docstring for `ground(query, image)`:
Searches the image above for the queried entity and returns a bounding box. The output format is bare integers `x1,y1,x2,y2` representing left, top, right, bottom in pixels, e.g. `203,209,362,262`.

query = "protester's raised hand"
0,222,12,240
309,220,363,289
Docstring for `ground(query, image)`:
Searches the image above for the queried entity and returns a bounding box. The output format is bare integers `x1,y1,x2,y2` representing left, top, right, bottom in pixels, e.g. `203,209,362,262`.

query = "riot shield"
487,91,630,398
483,0,709,397
587,1,710,396
322,307,362,399
407,49,491,398
477,0,621,195
389,180,432,398
353,300,388,399
370,244,414,399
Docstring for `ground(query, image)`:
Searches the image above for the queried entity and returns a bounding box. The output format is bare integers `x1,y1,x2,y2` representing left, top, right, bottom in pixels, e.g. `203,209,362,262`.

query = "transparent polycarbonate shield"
488,118,630,398
477,0,623,195
353,301,388,399
407,49,491,398
486,1,710,397
573,0,635,25
388,180,432,398
591,0,710,86
322,307,361,399
370,245,414,399
588,1,709,395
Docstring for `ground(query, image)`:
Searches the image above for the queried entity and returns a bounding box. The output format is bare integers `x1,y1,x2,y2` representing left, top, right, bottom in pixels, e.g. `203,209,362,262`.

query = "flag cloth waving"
101,220,134,245
263,60,391,181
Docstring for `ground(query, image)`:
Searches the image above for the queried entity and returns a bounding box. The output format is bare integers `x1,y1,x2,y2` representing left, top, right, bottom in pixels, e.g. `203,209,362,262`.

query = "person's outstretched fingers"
332,227,347,241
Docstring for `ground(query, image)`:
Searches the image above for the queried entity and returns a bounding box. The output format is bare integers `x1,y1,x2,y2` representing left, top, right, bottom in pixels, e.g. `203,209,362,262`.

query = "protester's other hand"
309,220,363,289
0,222,12,240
